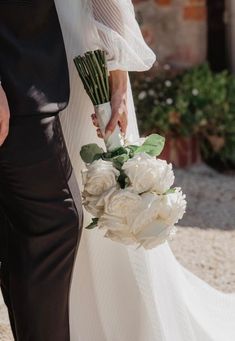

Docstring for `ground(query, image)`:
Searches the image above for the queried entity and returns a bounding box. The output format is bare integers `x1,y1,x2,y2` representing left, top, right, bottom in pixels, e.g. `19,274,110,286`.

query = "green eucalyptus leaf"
85,218,99,229
134,134,165,157
80,144,104,163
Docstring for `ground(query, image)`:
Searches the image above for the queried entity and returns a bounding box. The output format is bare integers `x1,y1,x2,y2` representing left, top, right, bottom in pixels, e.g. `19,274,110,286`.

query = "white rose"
136,224,174,250
126,192,162,233
122,153,174,194
104,230,137,246
82,159,120,196
158,188,186,226
98,187,141,231
100,187,141,218
83,194,104,218
126,192,179,249
98,212,129,232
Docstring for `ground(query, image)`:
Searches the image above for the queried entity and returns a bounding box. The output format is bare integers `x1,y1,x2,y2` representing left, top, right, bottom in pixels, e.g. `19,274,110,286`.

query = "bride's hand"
91,70,128,139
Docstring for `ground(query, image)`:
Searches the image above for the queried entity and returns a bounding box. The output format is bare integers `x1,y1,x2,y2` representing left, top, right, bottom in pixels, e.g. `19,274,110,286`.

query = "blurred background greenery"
131,0,235,172
130,63,235,171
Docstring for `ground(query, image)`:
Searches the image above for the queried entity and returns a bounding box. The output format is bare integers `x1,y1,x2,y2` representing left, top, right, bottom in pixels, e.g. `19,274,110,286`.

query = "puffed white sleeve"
86,0,157,71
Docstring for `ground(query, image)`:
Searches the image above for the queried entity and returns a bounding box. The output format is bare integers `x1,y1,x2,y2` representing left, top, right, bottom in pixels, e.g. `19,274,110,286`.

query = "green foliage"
80,144,104,163
112,154,130,170
131,63,235,168
80,134,165,165
134,134,165,157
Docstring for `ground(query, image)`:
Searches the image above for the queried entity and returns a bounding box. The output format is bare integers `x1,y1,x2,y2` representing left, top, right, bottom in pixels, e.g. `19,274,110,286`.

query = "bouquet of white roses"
80,134,186,250
74,50,186,250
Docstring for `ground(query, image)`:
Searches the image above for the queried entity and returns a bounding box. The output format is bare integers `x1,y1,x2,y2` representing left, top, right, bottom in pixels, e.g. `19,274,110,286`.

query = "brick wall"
133,0,208,70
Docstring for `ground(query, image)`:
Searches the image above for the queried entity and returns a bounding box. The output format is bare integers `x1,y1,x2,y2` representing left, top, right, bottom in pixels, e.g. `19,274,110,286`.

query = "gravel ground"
169,227,235,293
175,164,235,230
1,163,234,340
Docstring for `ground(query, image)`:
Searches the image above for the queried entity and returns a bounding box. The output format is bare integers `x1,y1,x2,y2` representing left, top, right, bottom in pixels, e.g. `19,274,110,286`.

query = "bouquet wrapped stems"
74,50,124,151
94,102,124,151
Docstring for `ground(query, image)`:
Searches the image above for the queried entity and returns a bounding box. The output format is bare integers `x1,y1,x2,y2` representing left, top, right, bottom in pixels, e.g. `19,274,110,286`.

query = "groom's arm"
0,79,10,146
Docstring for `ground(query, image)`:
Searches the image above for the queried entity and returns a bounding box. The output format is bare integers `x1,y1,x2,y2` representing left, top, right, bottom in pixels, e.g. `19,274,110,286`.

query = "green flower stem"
73,49,110,106
83,57,101,104
88,51,108,103
85,54,105,104
74,58,97,105
90,52,109,102
97,50,110,100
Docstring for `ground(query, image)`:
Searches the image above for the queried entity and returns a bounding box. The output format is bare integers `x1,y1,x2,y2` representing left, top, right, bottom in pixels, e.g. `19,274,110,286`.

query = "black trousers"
0,113,84,341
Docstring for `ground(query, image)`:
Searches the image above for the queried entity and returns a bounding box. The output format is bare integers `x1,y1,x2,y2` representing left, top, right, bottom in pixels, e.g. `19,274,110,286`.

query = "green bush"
130,63,235,168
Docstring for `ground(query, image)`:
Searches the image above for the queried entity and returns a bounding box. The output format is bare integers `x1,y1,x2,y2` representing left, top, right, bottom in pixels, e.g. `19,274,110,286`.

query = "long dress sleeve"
86,0,157,71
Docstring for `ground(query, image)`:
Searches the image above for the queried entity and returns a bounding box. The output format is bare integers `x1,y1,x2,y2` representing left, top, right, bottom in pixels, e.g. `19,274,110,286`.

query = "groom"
0,1,128,340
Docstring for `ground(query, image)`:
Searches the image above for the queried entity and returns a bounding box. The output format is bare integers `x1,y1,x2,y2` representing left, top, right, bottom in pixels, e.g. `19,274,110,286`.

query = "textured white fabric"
55,1,235,340
55,0,156,71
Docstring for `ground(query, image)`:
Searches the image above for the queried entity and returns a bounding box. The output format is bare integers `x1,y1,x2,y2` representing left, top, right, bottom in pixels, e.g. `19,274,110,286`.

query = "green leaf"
102,147,129,164
134,134,165,157
127,145,139,152
85,218,99,229
80,144,104,163
110,147,128,157
101,152,112,161
112,154,130,169
164,188,176,194
126,145,139,156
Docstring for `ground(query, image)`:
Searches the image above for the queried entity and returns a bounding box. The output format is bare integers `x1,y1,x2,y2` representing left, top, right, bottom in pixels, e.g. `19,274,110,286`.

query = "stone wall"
133,0,208,70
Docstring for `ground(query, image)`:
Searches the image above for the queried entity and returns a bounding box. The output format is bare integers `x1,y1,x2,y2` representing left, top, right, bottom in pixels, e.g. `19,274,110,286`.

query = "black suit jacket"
0,0,70,116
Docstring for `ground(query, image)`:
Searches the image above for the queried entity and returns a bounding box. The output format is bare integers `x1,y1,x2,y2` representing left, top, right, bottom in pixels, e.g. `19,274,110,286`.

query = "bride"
55,0,235,340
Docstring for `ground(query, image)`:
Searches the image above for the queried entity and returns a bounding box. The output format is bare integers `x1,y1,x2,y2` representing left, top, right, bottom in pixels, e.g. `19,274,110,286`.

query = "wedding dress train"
55,0,235,340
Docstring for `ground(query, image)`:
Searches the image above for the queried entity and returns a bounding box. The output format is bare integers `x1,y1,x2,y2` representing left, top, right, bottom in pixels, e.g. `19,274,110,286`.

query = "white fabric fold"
87,0,157,71
56,0,156,72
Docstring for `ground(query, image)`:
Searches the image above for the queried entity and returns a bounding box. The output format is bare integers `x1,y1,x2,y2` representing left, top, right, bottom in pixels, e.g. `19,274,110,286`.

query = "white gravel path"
175,164,235,230
169,227,235,293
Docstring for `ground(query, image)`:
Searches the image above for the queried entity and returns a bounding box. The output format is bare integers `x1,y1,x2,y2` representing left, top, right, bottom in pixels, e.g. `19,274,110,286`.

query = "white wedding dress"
54,1,235,340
